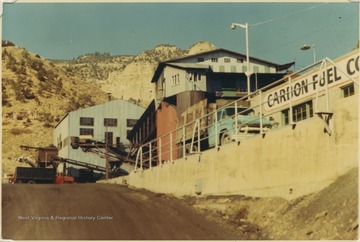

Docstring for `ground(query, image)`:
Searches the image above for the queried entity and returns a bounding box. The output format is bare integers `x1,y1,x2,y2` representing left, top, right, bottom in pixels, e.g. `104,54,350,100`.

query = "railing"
134,57,359,171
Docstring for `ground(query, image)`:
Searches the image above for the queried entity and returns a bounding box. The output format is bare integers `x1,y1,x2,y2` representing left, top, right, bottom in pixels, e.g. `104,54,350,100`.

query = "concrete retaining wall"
109,95,358,200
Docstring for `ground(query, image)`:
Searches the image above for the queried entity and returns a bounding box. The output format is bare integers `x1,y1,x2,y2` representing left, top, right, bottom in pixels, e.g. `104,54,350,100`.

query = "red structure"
156,101,178,162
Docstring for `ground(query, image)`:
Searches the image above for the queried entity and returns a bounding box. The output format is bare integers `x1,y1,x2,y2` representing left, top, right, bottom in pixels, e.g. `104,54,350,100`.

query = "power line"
251,3,329,28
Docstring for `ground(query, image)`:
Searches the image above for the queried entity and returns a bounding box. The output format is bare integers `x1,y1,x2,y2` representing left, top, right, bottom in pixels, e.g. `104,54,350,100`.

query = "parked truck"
176,99,277,154
14,167,75,184
15,146,75,184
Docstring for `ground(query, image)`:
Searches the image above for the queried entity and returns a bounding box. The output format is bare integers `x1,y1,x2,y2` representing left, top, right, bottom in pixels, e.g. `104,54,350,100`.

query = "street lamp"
231,22,252,98
300,44,316,63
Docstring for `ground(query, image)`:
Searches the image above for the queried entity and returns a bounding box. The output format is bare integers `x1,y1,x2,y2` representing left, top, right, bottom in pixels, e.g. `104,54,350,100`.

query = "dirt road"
2,183,242,240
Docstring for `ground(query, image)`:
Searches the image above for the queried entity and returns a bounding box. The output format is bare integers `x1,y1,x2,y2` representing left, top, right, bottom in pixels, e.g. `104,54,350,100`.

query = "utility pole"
105,127,109,180
231,22,252,99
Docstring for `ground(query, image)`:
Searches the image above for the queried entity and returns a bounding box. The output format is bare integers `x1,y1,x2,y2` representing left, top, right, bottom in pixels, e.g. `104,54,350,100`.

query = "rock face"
187,41,217,56
54,41,217,107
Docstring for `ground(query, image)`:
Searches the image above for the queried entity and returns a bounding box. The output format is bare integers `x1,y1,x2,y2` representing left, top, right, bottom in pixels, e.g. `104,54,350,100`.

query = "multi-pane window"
237,59,244,63
198,58,204,62
341,83,355,98
127,119,138,127
293,103,309,122
211,58,218,63
104,118,117,127
282,101,313,125
80,128,94,136
224,58,231,63
80,117,94,126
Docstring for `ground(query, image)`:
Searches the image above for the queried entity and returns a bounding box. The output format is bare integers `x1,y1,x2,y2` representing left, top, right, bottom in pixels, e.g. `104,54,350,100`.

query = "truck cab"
207,106,276,147
55,173,75,184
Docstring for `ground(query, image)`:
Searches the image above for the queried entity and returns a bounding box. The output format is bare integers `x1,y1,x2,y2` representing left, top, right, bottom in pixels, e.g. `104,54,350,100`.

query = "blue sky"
2,2,359,70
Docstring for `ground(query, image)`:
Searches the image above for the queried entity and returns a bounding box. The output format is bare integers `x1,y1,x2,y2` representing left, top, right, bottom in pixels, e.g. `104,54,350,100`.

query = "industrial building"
54,99,145,179
123,48,359,200
128,48,294,161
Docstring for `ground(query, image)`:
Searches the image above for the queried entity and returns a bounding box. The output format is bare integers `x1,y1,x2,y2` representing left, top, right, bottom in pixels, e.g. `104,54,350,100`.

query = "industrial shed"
53,99,145,178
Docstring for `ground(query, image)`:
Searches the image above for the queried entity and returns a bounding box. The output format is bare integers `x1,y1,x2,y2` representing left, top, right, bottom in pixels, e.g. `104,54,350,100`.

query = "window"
80,128,94,136
116,137,121,147
224,58,231,63
198,58,204,62
253,66,259,73
193,72,202,82
282,109,289,126
172,74,180,85
341,83,355,98
282,101,313,125
211,58,218,63
104,118,117,127
105,132,113,145
237,59,244,63
293,103,309,122
127,119,138,127
80,117,94,126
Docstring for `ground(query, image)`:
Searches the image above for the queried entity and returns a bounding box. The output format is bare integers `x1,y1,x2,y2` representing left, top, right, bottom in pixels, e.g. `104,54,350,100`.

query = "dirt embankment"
181,167,358,240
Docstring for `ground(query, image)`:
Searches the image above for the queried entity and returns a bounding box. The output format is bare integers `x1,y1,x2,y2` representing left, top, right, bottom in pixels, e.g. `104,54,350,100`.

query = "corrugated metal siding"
156,101,178,162
54,99,145,171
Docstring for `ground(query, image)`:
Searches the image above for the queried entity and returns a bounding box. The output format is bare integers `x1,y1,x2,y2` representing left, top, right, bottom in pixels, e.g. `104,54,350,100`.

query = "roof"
166,63,211,70
167,48,282,66
151,48,294,83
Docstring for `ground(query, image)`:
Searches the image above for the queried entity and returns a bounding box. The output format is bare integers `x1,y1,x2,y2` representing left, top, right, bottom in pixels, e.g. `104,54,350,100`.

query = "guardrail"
134,57,359,171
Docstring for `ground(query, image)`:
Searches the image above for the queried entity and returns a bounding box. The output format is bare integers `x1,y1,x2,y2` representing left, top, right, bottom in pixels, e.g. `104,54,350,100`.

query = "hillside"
2,45,109,174
2,41,216,174
54,41,216,107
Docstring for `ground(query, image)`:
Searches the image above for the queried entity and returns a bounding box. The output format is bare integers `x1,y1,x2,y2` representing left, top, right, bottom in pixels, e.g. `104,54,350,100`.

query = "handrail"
134,56,359,169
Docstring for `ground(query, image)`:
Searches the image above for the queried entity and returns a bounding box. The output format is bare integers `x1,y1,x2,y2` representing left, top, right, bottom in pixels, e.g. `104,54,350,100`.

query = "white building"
53,99,145,178
151,48,294,104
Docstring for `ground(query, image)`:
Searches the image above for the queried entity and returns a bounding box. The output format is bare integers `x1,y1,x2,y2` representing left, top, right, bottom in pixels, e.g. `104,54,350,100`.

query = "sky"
2,1,359,70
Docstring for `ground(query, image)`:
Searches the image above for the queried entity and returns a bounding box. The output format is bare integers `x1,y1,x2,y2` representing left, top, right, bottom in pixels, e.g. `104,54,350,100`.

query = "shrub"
23,118,32,127
37,68,47,82
9,128,32,135
30,59,44,71
43,122,53,128
2,40,15,47
23,87,35,99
